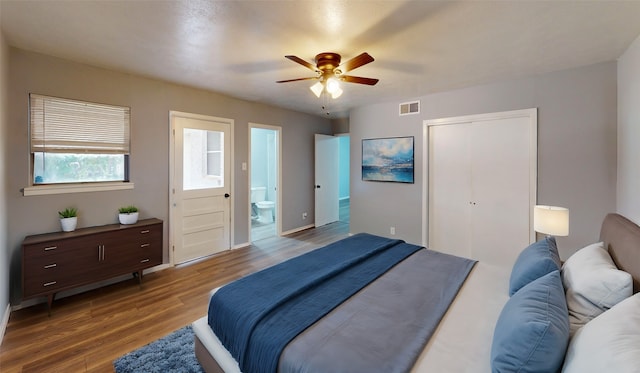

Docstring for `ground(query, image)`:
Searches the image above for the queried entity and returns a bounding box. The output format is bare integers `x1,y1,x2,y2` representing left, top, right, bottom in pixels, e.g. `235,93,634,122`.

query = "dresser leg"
133,270,143,285
47,293,55,316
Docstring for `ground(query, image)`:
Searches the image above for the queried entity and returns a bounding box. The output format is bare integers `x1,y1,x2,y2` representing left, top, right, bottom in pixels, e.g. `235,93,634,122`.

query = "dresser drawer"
24,234,103,259
23,241,67,259
135,224,162,260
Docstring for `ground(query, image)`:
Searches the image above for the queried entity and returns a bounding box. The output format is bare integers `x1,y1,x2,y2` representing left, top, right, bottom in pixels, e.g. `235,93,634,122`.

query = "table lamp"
534,205,569,237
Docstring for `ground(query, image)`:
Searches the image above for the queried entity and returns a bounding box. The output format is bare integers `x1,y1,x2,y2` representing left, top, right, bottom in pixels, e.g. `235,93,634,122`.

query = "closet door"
469,117,531,268
428,122,472,259
428,110,535,269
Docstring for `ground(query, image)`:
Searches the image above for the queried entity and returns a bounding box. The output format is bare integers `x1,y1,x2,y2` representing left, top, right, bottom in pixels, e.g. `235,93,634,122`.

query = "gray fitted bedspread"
278,249,476,373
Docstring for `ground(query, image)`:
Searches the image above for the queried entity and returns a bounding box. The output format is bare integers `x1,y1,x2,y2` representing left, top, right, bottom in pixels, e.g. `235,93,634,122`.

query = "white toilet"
251,186,275,224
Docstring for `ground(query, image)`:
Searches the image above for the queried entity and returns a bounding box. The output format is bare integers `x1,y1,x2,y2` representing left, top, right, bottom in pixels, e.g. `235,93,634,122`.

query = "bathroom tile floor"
251,220,275,241
250,198,349,242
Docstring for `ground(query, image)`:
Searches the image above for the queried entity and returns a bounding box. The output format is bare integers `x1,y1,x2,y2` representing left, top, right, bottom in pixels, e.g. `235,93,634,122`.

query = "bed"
193,213,640,372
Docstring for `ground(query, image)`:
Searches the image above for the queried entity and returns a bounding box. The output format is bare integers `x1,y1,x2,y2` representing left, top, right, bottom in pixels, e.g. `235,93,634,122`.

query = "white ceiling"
2,0,640,119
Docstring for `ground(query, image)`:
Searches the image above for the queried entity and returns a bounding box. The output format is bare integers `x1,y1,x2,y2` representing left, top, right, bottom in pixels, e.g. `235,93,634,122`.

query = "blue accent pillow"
509,236,561,296
491,270,569,373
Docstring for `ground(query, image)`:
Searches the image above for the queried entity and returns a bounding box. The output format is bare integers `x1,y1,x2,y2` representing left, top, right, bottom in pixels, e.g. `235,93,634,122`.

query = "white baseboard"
282,224,315,236
233,242,250,250
1,303,10,347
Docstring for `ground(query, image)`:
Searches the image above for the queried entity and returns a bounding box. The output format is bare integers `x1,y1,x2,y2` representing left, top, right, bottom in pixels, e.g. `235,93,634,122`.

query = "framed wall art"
361,136,414,183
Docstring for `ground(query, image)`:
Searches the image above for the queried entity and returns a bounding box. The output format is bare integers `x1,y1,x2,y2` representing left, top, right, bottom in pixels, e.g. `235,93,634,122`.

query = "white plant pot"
119,212,139,225
60,217,77,232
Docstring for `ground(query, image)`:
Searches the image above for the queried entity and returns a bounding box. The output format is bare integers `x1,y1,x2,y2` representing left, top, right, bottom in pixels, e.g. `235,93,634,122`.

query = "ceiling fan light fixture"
310,81,324,97
326,77,341,94
331,86,343,99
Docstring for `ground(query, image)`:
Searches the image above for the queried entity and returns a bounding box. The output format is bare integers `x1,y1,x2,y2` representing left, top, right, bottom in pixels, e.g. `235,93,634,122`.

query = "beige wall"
617,34,640,223
350,61,618,260
1,32,10,333
6,48,331,304
331,117,350,134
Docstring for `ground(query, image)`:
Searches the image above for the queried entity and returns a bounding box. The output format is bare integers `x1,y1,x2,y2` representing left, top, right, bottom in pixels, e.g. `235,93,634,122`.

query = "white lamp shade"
534,205,569,236
330,86,343,99
310,81,324,97
326,77,340,94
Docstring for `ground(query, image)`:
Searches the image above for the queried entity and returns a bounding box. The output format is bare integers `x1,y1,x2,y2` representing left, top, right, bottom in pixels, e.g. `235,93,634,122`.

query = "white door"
427,109,536,269
469,117,532,267
428,122,472,259
170,112,232,264
315,134,339,227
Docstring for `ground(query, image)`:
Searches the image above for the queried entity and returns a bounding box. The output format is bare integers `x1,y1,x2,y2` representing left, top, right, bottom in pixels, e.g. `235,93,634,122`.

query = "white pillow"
562,293,640,373
561,242,632,335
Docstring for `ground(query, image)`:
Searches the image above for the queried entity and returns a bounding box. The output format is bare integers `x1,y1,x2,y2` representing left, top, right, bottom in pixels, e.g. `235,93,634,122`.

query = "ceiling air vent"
399,100,420,116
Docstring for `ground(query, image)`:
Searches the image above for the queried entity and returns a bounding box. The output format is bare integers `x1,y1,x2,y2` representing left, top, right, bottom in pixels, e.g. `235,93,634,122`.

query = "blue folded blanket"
208,233,423,373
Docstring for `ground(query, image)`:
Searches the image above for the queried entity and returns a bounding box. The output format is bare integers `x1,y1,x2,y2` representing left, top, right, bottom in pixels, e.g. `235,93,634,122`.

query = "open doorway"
338,134,350,224
314,133,350,228
250,124,281,241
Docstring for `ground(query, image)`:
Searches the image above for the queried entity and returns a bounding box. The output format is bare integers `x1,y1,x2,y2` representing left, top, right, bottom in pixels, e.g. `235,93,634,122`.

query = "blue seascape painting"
362,136,414,183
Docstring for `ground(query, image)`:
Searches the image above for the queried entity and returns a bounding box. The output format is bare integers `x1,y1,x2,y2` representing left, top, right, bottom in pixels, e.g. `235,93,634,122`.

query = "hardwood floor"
0,221,350,373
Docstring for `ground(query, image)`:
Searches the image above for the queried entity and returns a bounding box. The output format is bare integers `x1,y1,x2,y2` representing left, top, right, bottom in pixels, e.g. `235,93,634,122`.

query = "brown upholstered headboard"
600,213,640,293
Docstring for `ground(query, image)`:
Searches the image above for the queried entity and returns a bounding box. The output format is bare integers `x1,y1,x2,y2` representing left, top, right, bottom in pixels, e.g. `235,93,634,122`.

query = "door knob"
224,193,230,198
316,185,321,189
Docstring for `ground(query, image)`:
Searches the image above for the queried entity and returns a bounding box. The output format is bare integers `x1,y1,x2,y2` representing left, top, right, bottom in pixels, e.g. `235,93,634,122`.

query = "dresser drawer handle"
140,230,150,234
43,281,57,287
140,259,150,263
140,243,150,248
44,246,57,251
44,264,57,269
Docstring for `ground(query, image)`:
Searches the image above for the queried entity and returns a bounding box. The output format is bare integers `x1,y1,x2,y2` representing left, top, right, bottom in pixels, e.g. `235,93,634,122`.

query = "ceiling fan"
276,52,379,99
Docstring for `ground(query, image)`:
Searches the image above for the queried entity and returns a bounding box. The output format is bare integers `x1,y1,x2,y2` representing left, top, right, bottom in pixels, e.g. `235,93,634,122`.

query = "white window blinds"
30,94,130,154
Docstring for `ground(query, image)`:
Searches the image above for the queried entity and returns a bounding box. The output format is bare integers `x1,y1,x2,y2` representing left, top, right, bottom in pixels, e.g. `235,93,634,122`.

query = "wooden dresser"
22,218,163,311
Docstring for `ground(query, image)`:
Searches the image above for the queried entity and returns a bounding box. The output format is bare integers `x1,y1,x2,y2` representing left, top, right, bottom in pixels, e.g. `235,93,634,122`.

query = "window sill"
23,182,135,196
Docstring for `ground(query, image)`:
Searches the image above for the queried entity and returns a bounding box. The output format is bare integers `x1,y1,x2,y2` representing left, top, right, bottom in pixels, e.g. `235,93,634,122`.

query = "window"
29,94,131,188
182,128,224,190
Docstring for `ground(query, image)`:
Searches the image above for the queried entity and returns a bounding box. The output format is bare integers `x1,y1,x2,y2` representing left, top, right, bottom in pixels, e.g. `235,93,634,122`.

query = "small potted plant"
58,207,78,232
118,205,139,225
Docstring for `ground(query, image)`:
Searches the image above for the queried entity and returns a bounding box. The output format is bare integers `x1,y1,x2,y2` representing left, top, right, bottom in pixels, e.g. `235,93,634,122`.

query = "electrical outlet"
390,227,396,235
302,212,308,219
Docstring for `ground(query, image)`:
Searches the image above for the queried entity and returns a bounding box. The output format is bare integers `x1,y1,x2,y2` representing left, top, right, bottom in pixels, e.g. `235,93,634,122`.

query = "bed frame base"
195,334,225,373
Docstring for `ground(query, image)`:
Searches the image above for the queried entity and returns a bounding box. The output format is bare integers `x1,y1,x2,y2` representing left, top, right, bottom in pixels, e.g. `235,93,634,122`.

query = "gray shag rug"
113,325,204,373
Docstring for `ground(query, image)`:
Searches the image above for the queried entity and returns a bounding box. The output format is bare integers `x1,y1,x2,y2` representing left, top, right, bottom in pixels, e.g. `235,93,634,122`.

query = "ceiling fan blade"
284,55,317,71
341,75,379,85
339,53,374,73
276,77,318,83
